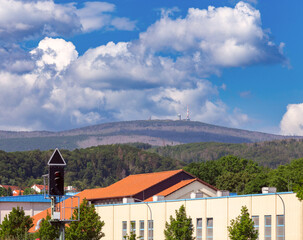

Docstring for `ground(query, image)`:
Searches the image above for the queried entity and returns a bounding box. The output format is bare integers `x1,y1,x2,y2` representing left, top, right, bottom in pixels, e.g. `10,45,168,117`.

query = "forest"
0,143,303,196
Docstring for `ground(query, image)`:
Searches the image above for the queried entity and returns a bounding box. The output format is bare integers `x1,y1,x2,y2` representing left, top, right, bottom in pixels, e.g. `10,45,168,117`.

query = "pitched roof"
31,184,46,190
85,169,184,200
144,179,196,202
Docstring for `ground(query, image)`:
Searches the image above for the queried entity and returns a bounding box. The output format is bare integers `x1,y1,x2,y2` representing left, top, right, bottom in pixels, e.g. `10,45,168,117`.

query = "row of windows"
252,215,285,240
122,215,284,240
196,218,214,239
122,220,154,240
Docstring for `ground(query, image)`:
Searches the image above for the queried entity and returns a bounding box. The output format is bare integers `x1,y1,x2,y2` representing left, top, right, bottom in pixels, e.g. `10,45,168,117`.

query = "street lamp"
276,193,285,240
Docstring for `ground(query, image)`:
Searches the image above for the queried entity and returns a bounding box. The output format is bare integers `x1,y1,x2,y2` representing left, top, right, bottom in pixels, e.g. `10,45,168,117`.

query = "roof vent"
216,190,230,197
153,195,165,201
190,191,203,199
123,197,135,204
262,187,277,194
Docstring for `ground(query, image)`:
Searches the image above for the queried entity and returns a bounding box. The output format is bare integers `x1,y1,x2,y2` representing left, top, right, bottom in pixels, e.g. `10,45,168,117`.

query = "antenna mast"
186,105,190,121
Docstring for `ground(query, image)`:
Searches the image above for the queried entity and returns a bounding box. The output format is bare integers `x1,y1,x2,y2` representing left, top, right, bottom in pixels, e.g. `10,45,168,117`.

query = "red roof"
85,169,184,200
0,185,20,191
32,184,48,190
30,169,217,232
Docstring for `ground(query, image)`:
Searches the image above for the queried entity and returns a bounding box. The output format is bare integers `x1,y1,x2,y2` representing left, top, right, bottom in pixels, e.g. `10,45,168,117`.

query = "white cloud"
0,0,135,42
31,37,78,73
280,103,303,136
0,2,286,131
139,1,284,70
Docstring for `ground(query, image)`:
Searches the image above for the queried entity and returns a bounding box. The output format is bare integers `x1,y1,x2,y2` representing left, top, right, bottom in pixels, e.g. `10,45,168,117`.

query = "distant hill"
150,139,303,168
0,120,300,152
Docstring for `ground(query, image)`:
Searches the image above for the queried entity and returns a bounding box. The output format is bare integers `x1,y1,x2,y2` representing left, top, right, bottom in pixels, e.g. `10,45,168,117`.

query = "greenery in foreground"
164,205,194,240
228,206,258,240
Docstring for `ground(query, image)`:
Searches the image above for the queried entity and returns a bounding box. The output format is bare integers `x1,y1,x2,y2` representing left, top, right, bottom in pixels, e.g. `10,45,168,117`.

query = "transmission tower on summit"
186,105,190,121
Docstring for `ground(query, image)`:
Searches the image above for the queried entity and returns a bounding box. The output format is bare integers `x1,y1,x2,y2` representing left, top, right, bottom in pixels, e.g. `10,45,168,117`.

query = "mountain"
150,139,303,168
0,120,300,152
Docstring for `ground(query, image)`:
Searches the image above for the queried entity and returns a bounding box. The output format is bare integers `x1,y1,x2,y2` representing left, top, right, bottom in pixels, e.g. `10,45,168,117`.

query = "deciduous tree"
227,206,258,240
164,205,194,240
65,198,105,240
0,206,33,239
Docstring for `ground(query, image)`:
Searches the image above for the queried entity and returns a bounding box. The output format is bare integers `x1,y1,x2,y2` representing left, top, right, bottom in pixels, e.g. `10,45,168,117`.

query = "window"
206,218,213,239
276,215,285,240
130,221,136,235
252,216,259,240
264,215,271,240
196,218,202,240
148,220,153,240
122,221,127,240
139,220,144,240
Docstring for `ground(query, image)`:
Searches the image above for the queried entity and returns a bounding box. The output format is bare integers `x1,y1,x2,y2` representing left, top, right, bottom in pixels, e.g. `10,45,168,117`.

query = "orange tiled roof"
30,169,184,232
85,169,184,200
144,179,196,202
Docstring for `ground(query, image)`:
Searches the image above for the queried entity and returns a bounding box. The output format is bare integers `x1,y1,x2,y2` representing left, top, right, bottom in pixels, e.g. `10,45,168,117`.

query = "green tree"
36,212,59,240
0,206,33,240
227,206,258,240
164,205,194,240
65,198,105,240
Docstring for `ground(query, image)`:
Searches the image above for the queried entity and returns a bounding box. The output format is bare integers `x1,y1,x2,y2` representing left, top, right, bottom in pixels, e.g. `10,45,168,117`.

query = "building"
31,184,47,194
30,170,302,239
0,195,51,223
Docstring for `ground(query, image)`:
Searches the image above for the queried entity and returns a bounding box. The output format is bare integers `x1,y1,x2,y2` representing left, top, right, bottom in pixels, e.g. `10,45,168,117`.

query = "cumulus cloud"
280,103,303,135
0,2,286,131
139,1,285,71
0,0,135,42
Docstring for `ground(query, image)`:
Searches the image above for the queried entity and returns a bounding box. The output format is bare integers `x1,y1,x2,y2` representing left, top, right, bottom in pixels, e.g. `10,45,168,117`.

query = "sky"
0,0,302,135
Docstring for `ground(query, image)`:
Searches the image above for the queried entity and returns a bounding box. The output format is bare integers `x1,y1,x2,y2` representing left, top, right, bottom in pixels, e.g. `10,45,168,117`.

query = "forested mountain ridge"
0,144,184,190
0,120,300,152
150,139,303,168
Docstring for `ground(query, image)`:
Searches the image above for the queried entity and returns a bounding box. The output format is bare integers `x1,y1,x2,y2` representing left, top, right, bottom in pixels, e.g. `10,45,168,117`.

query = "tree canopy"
164,205,194,240
228,206,258,240
0,206,33,240
65,198,105,240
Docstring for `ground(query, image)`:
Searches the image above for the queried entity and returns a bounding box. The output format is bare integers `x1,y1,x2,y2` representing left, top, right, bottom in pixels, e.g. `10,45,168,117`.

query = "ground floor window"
276,215,285,240
148,220,153,240
252,216,259,240
196,218,202,240
122,221,127,240
206,218,213,239
139,220,144,240
264,215,272,240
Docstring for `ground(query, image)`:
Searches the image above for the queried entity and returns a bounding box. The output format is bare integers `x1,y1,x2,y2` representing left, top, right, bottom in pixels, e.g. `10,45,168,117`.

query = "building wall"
95,192,302,240
0,202,50,223
165,181,217,200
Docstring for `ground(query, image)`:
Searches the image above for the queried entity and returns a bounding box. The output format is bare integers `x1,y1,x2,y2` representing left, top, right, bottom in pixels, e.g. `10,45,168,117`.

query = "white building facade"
95,192,300,240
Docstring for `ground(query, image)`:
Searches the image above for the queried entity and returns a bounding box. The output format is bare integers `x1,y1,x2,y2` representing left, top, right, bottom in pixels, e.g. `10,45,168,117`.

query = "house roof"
29,169,217,232
85,169,184,200
0,185,20,191
0,194,50,202
32,184,46,190
144,179,196,202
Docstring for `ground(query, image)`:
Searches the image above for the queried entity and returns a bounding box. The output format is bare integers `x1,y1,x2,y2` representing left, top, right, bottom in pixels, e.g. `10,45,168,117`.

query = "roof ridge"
127,169,182,177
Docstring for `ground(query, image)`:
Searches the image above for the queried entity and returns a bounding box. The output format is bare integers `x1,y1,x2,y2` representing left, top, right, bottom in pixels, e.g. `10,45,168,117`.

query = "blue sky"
0,0,302,135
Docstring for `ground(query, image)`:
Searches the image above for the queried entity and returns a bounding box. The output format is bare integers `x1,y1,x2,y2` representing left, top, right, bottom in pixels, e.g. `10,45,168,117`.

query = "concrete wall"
95,192,302,240
0,202,50,223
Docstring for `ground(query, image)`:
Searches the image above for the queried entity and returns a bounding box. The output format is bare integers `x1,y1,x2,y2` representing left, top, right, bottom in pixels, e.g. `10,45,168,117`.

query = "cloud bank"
0,1,285,131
